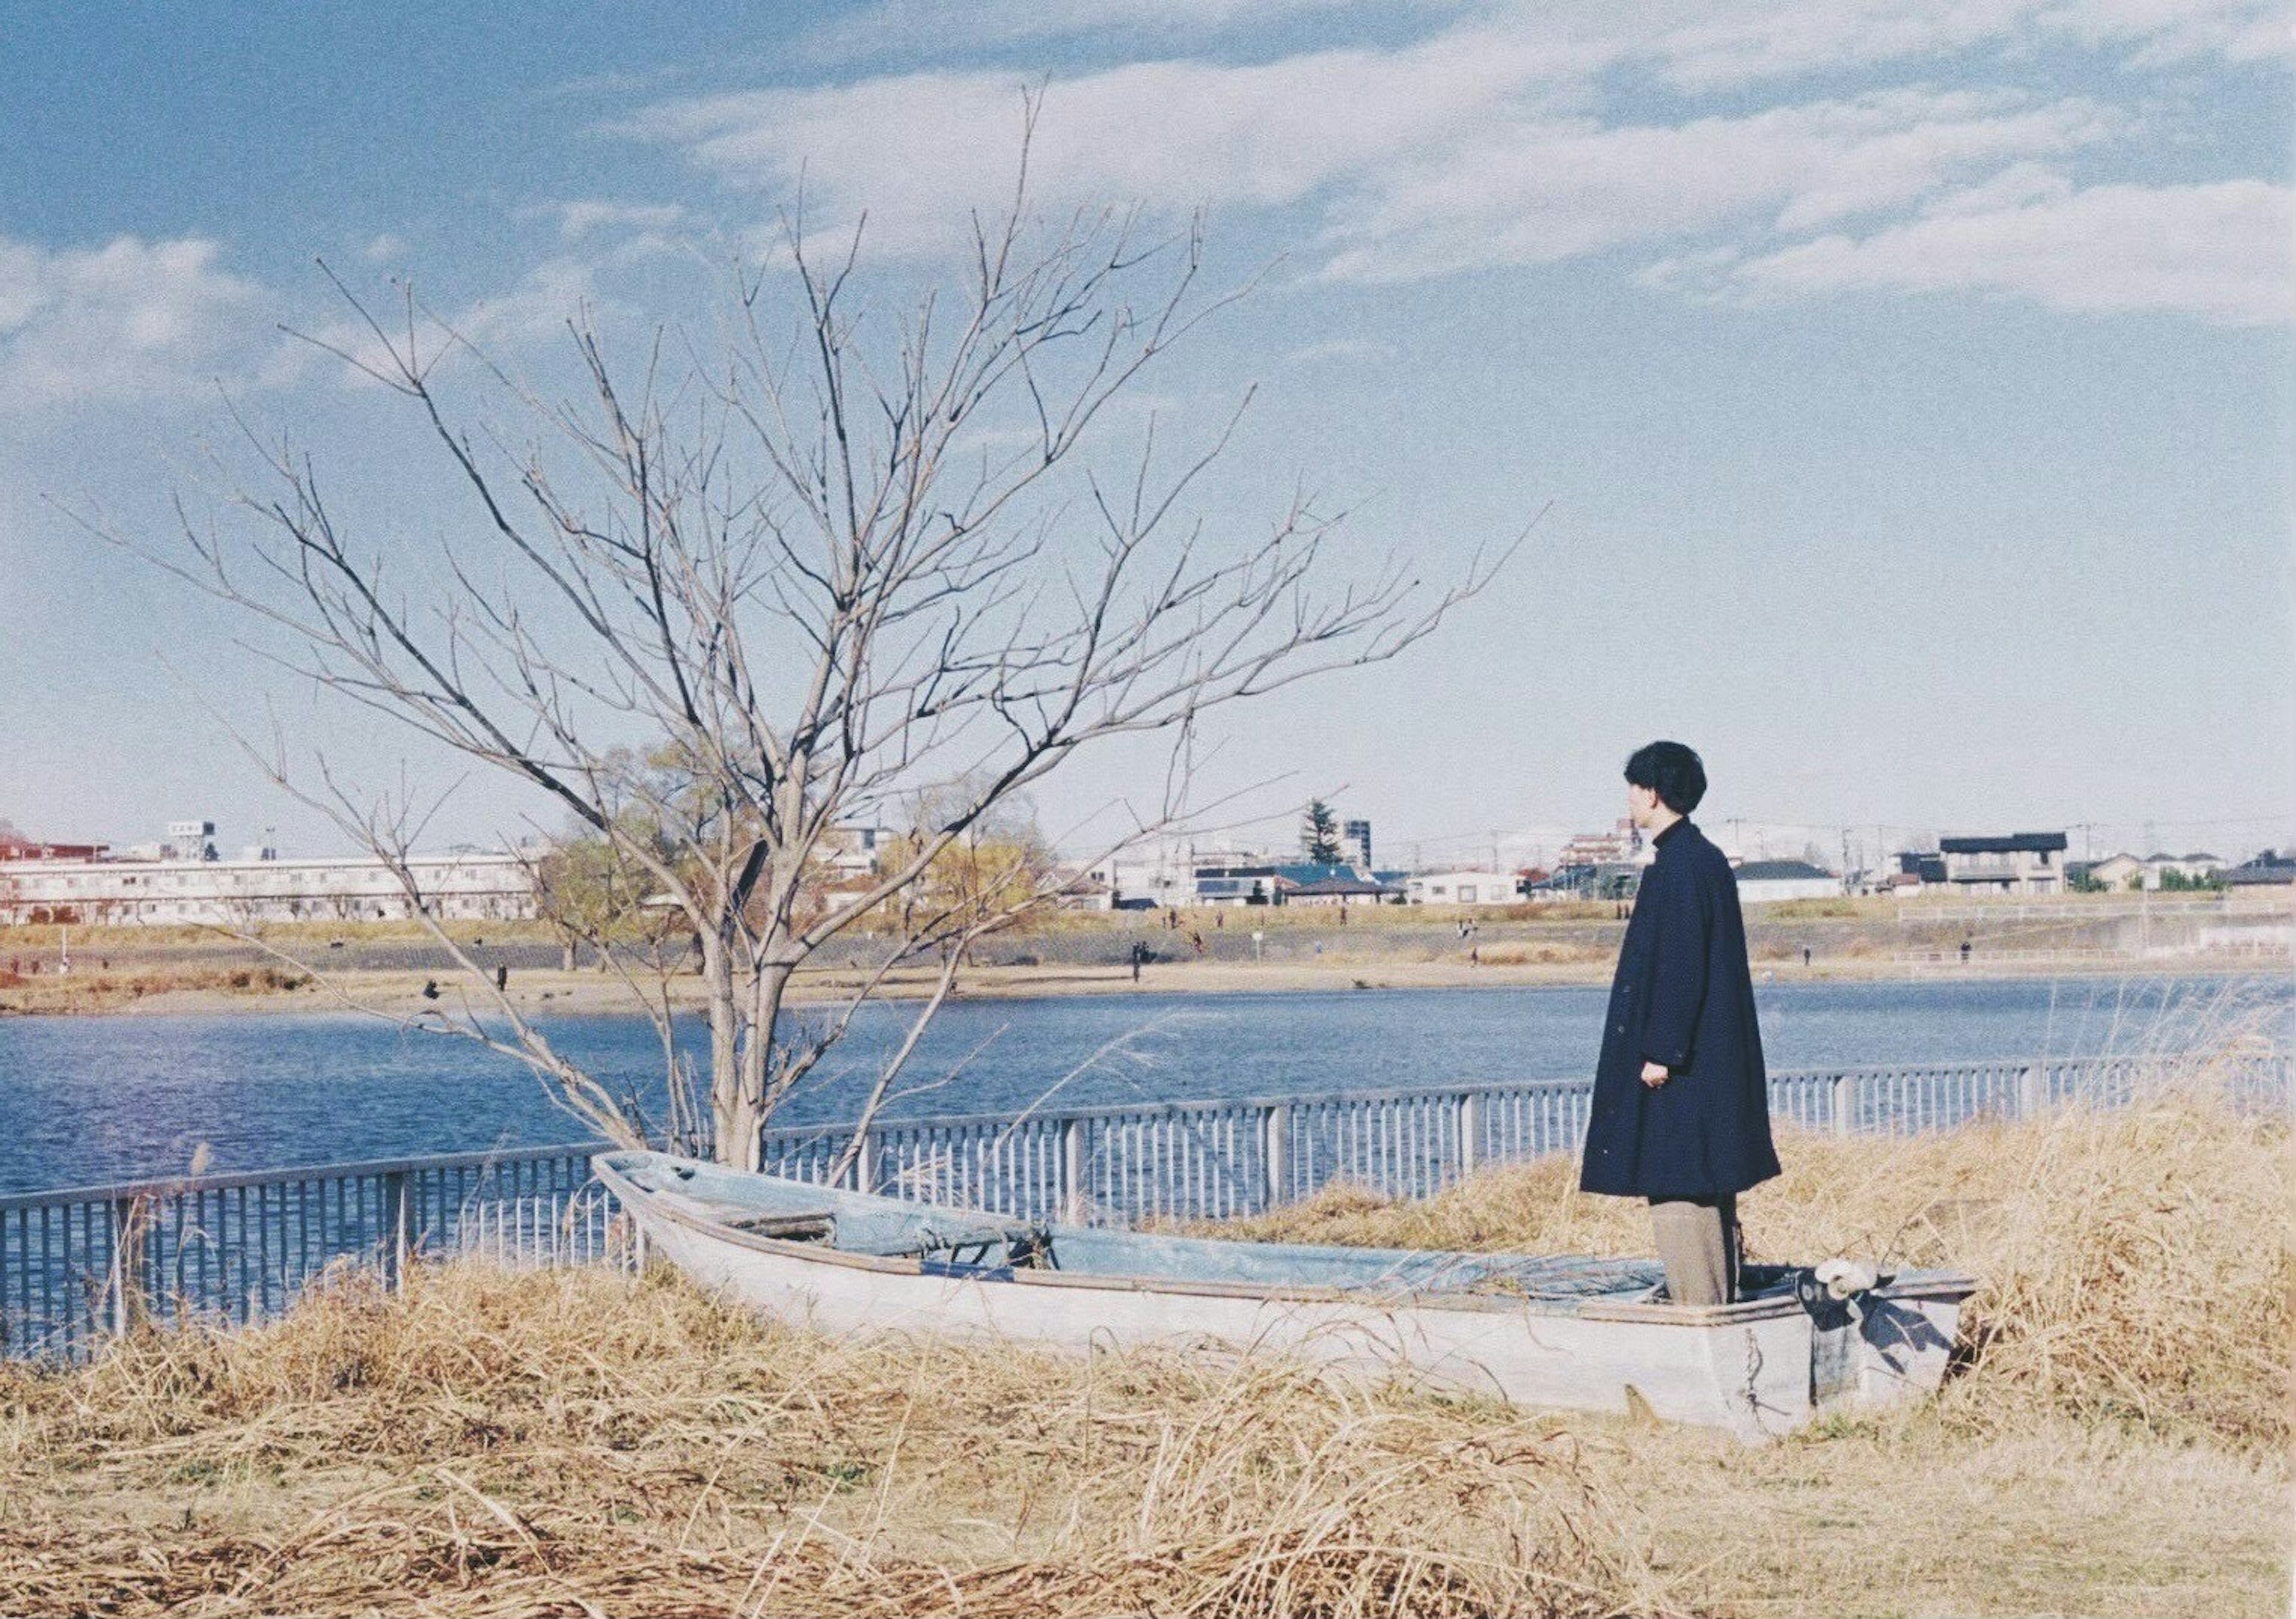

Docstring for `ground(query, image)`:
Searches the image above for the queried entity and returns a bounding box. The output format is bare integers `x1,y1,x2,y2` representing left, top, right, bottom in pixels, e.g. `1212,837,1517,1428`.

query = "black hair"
1624,741,1706,815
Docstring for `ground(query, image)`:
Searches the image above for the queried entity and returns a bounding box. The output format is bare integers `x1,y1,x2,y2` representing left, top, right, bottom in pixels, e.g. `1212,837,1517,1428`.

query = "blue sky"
1,1,2290,867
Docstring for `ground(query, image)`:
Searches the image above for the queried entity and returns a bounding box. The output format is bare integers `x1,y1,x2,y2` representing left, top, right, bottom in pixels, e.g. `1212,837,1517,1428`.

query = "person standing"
1579,741,1779,1305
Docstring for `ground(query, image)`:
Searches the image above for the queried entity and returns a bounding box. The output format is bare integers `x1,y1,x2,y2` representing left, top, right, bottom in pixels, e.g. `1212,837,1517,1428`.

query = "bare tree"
111,145,1519,1169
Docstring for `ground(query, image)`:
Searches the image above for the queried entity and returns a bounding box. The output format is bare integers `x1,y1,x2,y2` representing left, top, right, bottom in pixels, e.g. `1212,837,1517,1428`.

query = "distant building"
1556,821,1642,868
2222,850,2296,888
0,826,109,863
1273,865,1403,907
1525,862,1641,902
1192,859,1282,907
1406,870,1515,906
1342,818,1373,870
1894,851,1947,886
0,850,536,925
1936,832,2069,896
164,819,219,862
1087,840,1202,909
822,823,890,881
2082,853,2148,891
1733,859,1840,905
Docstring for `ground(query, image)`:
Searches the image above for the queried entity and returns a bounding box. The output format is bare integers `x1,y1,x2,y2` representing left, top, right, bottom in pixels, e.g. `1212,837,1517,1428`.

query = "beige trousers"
1649,1195,1740,1306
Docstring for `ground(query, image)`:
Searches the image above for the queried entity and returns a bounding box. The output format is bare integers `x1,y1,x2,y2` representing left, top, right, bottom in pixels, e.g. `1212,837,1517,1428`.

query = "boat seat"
672,1195,839,1244
843,1216,1056,1269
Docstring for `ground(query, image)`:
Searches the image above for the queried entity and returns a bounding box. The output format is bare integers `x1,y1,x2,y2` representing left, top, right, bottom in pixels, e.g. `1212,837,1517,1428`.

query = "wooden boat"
595,1150,1976,1443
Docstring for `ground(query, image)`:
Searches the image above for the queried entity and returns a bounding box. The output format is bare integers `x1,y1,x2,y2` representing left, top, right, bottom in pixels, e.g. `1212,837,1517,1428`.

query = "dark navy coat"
1579,818,1781,1200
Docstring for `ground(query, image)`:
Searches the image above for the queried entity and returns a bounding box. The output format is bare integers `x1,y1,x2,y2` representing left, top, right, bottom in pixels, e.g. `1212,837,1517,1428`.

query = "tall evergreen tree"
1302,799,1345,866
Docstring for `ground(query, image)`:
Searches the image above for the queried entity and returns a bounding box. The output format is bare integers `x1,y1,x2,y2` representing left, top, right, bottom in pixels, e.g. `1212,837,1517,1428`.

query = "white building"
1732,859,1840,905
1084,839,1213,909
1406,870,1517,906
0,850,537,925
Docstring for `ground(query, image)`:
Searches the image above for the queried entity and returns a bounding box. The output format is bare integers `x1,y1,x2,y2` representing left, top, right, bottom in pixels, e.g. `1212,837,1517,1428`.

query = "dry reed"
0,1264,1630,1617
1213,1066,2291,1450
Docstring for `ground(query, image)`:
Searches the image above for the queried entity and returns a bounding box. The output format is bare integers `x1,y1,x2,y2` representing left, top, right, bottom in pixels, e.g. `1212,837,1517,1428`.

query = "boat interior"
603,1150,1833,1308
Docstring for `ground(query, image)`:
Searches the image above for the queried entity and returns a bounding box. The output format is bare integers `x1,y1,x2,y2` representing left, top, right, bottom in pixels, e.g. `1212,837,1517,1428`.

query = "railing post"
381,1171,410,1292
856,1131,880,1198
2018,1064,2047,1120
1831,1073,1859,1137
1456,1092,1480,1183
1061,1116,1088,1227
1260,1103,1290,1212
106,1196,138,1339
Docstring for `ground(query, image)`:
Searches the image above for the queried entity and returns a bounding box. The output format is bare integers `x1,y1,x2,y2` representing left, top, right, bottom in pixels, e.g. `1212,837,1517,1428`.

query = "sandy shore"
2,948,2280,1019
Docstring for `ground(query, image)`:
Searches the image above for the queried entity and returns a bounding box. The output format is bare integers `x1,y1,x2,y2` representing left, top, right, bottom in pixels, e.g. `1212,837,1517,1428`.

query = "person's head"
1623,741,1706,828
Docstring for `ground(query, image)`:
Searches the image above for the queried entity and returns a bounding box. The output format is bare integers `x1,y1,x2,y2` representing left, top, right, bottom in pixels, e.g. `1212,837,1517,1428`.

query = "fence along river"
4,1047,2285,1363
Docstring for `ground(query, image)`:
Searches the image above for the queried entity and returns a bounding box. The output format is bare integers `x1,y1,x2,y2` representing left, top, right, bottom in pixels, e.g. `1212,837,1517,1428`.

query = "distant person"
1959,937,1972,964
1802,946,1812,968
1580,742,1780,1306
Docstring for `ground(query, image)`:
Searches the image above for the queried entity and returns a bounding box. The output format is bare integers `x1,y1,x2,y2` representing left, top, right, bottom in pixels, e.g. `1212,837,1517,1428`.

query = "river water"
0,974,2283,1193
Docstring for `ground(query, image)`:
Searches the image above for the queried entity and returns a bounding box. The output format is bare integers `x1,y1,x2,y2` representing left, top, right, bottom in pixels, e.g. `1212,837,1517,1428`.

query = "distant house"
1526,862,1641,902
2082,851,2228,891
1192,860,1282,906
1733,859,1839,905
2222,850,2296,888
1881,851,1946,897
1937,832,2069,896
2083,853,2148,891
1268,863,1403,907
2150,852,2226,885
1406,870,1516,906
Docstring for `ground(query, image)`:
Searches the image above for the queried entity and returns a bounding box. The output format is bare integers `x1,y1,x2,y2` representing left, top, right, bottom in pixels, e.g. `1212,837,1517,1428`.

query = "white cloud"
1316,88,2118,281
617,26,1602,255
0,235,267,408
362,233,409,264
615,3,2285,322
542,200,687,242
804,0,1412,60
1726,177,2292,323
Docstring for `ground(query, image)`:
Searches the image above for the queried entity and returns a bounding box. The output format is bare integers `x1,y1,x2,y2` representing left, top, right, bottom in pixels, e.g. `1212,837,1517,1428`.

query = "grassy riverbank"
0,1078,2283,1615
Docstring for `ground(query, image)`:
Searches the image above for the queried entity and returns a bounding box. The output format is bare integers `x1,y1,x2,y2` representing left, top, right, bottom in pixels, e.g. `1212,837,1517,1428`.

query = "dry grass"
0,1266,1628,1618
0,1077,2286,1615
1213,1076,2291,1452
0,963,316,1015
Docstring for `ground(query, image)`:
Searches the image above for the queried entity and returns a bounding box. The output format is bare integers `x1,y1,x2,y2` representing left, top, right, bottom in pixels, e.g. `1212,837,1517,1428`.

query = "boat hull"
597,1154,1970,1443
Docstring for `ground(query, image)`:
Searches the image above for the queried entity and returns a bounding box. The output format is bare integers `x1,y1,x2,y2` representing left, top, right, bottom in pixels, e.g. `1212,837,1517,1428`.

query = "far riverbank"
2,946,2291,1019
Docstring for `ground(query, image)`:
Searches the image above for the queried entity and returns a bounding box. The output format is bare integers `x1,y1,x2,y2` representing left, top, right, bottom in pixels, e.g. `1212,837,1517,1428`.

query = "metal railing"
760,1049,2290,1228
0,1144,618,1363
3,1049,2283,1363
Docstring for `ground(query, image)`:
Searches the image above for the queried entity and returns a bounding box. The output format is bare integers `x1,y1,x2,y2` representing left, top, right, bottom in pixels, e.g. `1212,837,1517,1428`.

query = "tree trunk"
702,932,750,1167
560,939,576,973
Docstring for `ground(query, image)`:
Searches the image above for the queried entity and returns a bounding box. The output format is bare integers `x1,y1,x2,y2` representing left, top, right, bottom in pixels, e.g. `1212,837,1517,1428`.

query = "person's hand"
1640,1061,1669,1088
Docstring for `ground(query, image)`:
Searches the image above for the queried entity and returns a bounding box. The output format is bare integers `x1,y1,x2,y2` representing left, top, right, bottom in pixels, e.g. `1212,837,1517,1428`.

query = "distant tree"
532,825,661,972
1302,799,1345,866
